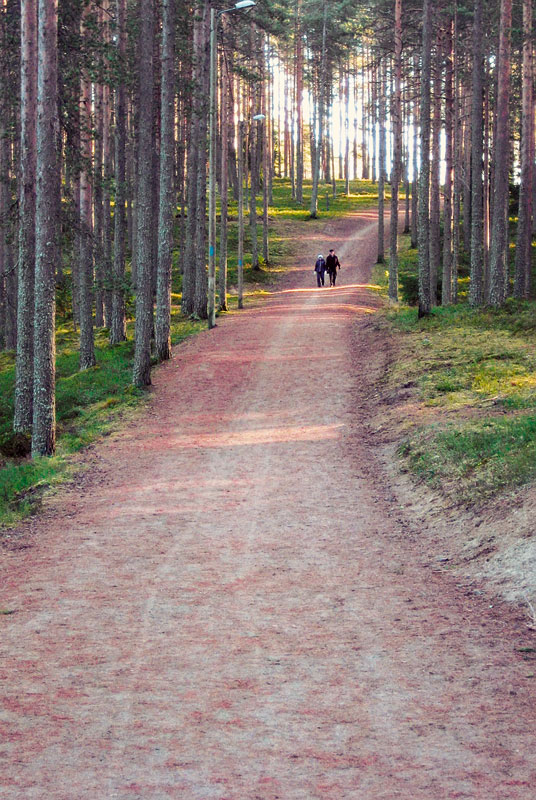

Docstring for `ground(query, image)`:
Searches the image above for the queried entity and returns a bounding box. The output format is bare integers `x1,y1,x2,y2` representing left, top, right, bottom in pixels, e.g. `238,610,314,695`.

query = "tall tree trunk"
33,0,60,456
78,37,96,371
155,0,175,361
514,0,533,298
193,3,209,318
469,0,484,305
489,0,513,306
262,60,270,266
452,2,461,303
182,10,201,317
94,80,105,328
110,0,127,344
361,48,369,180
371,61,377,183
442,18,454,305
218,47,229,311
102,80,113,327
344,69,350,196
14,0,37,432
389,0,402,302
295,0,303,203
403,85,411,235
309,0,327,218
462,88,472,252
237,120,245,309
429,35,442,306
483,79,490,298
411,60,419,250
132,0,155,385
0,117,12,351
418,0,432,316
377,60,386,264
249,117,259,269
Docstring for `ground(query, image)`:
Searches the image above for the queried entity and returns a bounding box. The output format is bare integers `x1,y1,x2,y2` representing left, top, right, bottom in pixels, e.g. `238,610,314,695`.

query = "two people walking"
314,249,341,287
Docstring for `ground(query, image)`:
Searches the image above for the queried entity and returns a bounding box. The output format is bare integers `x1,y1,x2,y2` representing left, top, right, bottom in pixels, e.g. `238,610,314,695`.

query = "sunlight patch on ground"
165,424,345,450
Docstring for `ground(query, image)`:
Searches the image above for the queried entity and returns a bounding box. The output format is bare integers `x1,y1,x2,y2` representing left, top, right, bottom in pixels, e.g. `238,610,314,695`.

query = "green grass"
375,234,536,502
400,414,536,501
0,316,205,526
1,177,381,527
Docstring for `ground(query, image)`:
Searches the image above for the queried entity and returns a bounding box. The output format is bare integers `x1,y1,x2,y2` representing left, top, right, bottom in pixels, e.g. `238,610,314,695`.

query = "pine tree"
32,0,60,456
132,0,155,386
155,0,175,361
14,0,37,432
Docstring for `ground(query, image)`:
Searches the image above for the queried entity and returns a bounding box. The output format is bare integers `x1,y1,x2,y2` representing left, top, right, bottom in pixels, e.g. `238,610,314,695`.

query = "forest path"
2,209,536,799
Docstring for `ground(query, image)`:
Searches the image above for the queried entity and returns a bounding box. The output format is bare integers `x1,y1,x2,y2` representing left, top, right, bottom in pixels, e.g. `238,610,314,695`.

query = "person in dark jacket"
326,249,341,286
314,254,326,287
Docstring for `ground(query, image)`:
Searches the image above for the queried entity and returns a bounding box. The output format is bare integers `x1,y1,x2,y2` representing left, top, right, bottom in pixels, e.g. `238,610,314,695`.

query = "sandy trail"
1,210,536,799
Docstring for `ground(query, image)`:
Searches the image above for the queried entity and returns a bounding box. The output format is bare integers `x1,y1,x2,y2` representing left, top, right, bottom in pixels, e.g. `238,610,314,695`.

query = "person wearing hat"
326,249,341,286
314,253,326,287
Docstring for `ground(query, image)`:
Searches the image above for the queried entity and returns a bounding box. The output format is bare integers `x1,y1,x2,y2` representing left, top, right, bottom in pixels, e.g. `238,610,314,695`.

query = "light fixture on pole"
208,0,256,330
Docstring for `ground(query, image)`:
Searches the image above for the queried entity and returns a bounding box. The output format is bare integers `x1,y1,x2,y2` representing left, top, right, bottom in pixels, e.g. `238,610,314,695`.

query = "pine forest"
0,0,534,456
4,1,536,793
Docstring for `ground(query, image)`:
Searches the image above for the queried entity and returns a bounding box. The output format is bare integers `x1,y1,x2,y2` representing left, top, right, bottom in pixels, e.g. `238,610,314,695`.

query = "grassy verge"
372,235,536,503
1,177,379,527
0,315,206,526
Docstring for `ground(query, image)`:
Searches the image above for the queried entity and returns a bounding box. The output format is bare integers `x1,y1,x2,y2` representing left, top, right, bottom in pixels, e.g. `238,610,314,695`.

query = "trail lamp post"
208,0,255,329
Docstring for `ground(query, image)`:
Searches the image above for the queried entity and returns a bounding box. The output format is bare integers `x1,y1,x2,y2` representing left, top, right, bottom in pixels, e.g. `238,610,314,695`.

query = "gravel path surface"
2,210,536,799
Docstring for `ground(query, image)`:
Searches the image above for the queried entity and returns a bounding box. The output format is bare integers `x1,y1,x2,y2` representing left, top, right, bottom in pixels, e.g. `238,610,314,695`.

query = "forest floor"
2,209,536,799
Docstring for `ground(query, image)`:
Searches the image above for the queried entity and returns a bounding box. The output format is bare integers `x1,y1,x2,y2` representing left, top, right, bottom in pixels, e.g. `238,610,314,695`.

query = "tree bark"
429,34,442,307
295,0,303,203
0,117,13,352
102,80,113,327
344,69,350,196
514,0,533,299
94,80,105,328
238,119,245,309
32,0,60,456
462,88,472,252
411,58,419,250
309,0,327,218
418,0,432,316
389,0,402,302
182,7,202,317
78,29,96,371
110,0,127,344
262,61,270,266
442,19,454,305
14,0,37,431
193,3,209,318
469,0,484,306
452,2,461,303
489,0,513,306
155,0,175,361
218,47,229,311
132,0,155,385
361,47,369,180
377,60,386,265
371,61,377,183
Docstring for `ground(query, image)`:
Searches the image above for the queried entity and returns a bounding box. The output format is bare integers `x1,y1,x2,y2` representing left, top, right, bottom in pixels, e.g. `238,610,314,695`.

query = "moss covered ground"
373,233,536,503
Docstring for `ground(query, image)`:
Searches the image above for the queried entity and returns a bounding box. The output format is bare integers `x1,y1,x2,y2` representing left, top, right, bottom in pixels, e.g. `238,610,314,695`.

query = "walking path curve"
2,210,536,799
